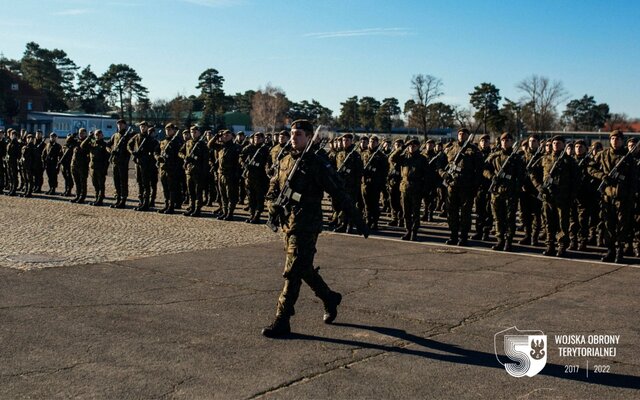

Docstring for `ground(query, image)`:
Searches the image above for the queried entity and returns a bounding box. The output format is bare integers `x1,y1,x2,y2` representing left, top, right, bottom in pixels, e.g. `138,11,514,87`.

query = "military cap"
341,133,354,140
550,135,565,143
254,131,265,138
138,121,149,127
116,119,127,124
574,139,586,146
479,134,491,141
78,128,87,134
148,125,156,131
610,130,624,138
190,124,201,131
360,135,369,140
393,138,404,144
426,139,435,144
290,119,314,134
458,128,470,135
181,129,190,135
49,133,57,138
237,131,245,136
369,135,379,141
164,122,177,130
528,134,541,141
591,141,603,149
26,133,34,139
407,137,420,146
500,132,513,141
278,129,290,137
628,137,638,144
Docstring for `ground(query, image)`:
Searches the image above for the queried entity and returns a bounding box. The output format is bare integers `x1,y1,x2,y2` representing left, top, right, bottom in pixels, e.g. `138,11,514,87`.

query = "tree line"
1,42,636,134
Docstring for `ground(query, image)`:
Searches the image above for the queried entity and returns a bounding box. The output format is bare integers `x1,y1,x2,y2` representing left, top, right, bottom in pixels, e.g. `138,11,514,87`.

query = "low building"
25,111,118,137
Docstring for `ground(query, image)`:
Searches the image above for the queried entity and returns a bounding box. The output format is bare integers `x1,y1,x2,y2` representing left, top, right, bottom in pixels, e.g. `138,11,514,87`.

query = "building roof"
28,111,116,120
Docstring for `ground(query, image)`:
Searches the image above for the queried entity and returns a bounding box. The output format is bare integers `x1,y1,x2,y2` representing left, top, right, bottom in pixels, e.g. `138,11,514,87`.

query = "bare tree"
516,75,567,133
405,74,443,136
250,84,289,132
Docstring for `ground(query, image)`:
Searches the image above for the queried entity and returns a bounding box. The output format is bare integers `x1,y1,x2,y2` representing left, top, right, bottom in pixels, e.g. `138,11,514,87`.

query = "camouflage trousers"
491,192,518,240
475,187,493,235
570,193,598,244
276,232,333,318
71,167,88,199
112,161,129,201
246,175,269,216
90,168,107,201
520,193,543,239
218,173,239,213
387,181,402,221
45,164,58,192
362,182,383,226
186,173,205,210
160,168,181,209
602,196,633,250
401,186,423,232
447,185,475,239
61,163,73,194
543,200,571,248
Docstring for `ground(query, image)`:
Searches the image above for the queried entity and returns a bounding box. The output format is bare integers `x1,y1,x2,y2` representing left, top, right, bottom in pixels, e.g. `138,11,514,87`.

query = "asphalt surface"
1,229,638,399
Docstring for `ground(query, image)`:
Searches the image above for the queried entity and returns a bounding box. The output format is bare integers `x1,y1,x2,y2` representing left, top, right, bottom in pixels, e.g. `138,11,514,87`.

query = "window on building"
11,83,19,91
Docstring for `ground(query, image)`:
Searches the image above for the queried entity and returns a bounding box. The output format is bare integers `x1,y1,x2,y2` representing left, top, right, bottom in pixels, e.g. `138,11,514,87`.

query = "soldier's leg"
217,175,229,217
615,200,632,262
80,170,89,202
519,195,533,244
159,172,170,211
446,187,460,243
91,170,99,202
400,189,412,240
276,233,318,318
491,194,505,249
506,195,519,250
543,202,558,255
557,203,571,255
410,191,422,240
459,188,475,244
226,175,239,219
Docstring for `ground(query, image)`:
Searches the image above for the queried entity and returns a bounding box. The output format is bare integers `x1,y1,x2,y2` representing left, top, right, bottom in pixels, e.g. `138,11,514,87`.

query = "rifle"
336,144,359,174
132,134,149,164
538,147,568,200
57,141,75,170
444,133,476,186
526,139,547,172
242,142,268,179
488,141,520,193
183,132,208,168
267,141,292,177
363,145,384,172
577,153,591,168
109,126,134,163
597,140,640,193
314,138,328,155
266,130,320,232
157,132,181,168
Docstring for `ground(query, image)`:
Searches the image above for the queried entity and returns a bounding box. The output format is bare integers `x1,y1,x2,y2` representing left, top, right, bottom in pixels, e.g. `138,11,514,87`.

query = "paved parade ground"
1,188,639,399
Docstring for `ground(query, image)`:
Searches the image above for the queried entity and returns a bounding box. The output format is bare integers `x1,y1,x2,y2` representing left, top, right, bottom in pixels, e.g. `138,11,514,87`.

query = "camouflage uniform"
474,146,493,240
534,148,579,256
360,145,389,230
442,139,483,245
157,133,184,214
81,135,110,205
520,147,544,245
5,136,21,195
59,136,77,196
107,128,134,208
0,136,7,194
212,138,242,220
335,144,364,232
180,137,209,217
20,140,37,197
70,135,90,203
128,132,160,210
241,142,270,223
570,152,599,250
389,145,431,241
588,137,638,262
42,139,62,194
483,146,525,250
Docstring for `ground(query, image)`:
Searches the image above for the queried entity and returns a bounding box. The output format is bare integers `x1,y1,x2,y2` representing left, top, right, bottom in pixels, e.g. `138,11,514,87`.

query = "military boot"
457,236,469,247
250,213,262,224
401,230,411,241
223,206,235,221
614,248,625,264
110,197,121,208
70,196,79,203
492,238,505,251
388,218,398,227
323,292,342,324
634,244,640,258
556,246,568,258
471,232,483,240
601,248,615,262
410,229,419,242
577,241,588,251
445,234,458,245
158,201,169,214
261,315,291,338
568,239,578,251
519,235,532,245
503,237,513,252
543,243,556,256
190,207,201,217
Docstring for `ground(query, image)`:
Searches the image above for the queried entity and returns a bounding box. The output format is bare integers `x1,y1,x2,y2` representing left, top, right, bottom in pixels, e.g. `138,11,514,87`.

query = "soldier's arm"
388,148,403,165
178,143,187,159
482,154,496,180
80,136,92,151
587,153,605,181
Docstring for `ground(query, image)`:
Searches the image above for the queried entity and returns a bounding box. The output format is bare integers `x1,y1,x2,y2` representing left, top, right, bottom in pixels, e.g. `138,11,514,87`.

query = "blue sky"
2,0,639,118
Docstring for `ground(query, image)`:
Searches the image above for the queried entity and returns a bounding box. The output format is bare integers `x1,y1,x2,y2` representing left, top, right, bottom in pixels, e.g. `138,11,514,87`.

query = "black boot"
543,244,556,256
323,292,342,324
556,246,568,258
503,237,513,252
519,235,532,245
457,236,469,247
492,238,505,251
401,230,411,241
471,232,483,240
614,248,625,264
262,316,291,338
601,248,615,262
410,229,418,242
445,235,458,245
568,239,578,251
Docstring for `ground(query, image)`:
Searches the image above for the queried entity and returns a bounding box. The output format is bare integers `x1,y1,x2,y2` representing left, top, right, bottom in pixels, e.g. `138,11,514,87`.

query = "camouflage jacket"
442,140,484,189
267,150,355,235
483,148,525,195
212,140,242,177
241,143,270,180
180,138,209,176
361,147,389,188
533,151,579,204
157,134,184,172
522,148,544,195
588,147,638,201
389,148,431,193
20,143,38,170
107,129,133,164
335,144,363,187
6,138,22,163
127,133,160,170
42,142,62,167
81,137,110,171
71,137,90,171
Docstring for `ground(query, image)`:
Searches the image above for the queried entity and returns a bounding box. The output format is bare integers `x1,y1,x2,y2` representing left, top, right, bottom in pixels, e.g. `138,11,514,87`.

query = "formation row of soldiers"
1,122,639,264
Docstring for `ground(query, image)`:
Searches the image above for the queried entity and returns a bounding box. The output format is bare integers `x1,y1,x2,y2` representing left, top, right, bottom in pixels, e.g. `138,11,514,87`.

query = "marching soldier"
520,135,544,246
156,123,184,214
180,125,209,217
70,128,90,204
442,128,483,246
58,132,77,196
42,133,63,195
360,135,389,230
588,130,638,263
387,138,404,227
472,134,493,241
570,139,599,251
108,119,133,208
0,130,7,194
81,130,110,206
269,130,290,173
483,133,525,251
241,132,270,224
19,134,37,197
534,135,579,257
262,119,367,338
389,137,430,241
128,121,160,211
33,130,46,193
211,129,242,220
334,133,364,233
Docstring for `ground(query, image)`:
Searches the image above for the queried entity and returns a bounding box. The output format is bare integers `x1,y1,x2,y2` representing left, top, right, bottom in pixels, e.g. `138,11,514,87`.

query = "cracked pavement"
0,231,639,399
